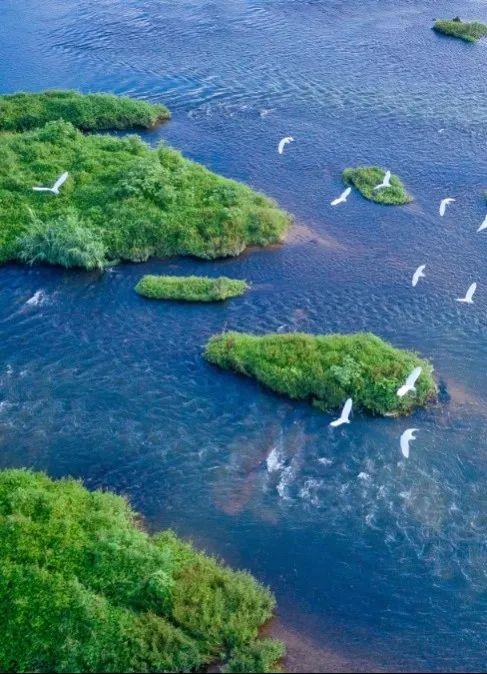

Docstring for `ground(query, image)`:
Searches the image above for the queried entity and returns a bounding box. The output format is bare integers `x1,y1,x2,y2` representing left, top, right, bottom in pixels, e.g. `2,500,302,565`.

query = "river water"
1,1,486,671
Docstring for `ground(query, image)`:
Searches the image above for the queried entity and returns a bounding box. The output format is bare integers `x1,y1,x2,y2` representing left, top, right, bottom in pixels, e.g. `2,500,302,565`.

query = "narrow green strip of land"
0,90,170,132
0,469,283,673
136,275,249,301
433,18,487,42
343,166,412,205
204,332,436,416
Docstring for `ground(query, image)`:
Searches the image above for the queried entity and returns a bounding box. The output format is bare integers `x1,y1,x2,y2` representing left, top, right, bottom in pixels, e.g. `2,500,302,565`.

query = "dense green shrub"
18,212,107,269
343,166,412,205
223,639,285,673
135,275,249,301
0,90,170,132
0,120,291,268
204,332,436,416
433,18,487,42
0,469,281,672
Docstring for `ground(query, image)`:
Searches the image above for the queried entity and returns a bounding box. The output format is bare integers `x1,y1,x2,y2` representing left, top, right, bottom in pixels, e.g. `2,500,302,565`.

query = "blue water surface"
0,1,486,671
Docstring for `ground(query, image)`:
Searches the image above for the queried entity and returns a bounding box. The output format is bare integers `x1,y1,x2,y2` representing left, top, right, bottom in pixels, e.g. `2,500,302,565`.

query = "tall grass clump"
433,18,487,42
0,120,291,268
0,90,170,132
343,166,412,205
204,332,436,416
135,275,249,301
0,469,282,673
18,212,107,270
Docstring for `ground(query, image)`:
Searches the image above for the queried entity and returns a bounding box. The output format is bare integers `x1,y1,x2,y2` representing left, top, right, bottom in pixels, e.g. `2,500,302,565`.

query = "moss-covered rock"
135,275,248,301
0,120,291,267
0,90,170,132
343,166,412,205
433,18,487,42
204,332,436,417
0,469,282,673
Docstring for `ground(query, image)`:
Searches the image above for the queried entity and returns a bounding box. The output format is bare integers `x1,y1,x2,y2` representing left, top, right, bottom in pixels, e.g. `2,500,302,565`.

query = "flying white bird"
412,264,426,287
330,187,352,206
330,398,353,427
456,282,477,304
373,170,391,190
439,197,455,217
32,172,69,195
477,214,487,232
278,136,294,155
397,367,422,397
400,428,418,459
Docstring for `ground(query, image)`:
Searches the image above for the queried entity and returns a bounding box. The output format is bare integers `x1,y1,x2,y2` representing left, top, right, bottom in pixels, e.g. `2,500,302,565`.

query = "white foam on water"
25,289,47,307
266,444,286,473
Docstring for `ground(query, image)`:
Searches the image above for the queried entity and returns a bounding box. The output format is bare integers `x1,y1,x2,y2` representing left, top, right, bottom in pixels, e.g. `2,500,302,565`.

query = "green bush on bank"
0,469,282,673
204,332,436,416
433,18,487,42
0,90,170,132
0,120,291,268
343,166,412,205
135,275,249,301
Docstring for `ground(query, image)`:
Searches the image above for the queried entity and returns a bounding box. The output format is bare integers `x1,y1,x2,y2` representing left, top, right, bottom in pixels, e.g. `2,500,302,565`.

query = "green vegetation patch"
0,120,291,268
0,90,170,132
343,166,412,205
204,332,436,416
135,275,249,302
433,18,487,42
0,469,282,673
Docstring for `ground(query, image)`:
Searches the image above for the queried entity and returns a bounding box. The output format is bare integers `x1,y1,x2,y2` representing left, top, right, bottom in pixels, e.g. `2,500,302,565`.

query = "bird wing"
53,172,69,190
477,215,487,232
343,187,351,198
406,367,422,388
400,428,418,457
412,265,425,285
439,200,446,216
384,170,391,185
32,187,53,192
466,283,477,301
341,398,353,421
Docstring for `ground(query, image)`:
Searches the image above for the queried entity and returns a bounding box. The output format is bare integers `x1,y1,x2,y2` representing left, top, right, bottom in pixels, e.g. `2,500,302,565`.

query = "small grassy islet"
135,275,249,302
433,18,487,42
0,468,283,673
204,331,436,417
343,166,412,205
0,89,171,132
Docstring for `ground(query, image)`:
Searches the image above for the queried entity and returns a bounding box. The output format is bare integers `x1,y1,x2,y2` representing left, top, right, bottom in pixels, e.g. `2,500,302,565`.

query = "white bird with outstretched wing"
412,264,426,287
278,136,294,154
400,428,418,459
33,172,69,195
331,187,351,206
330,398,353,427
397,367,422,397
439,197,455,217
456,282,477,304
373,170,391,190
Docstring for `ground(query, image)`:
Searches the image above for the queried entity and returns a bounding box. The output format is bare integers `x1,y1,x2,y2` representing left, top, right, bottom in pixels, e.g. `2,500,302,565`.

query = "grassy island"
135,275,249,301
0,120,291,268
433,18,487,42
0,469,283,673
204,332,436,416
0,90,170,132
343,166,412,205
